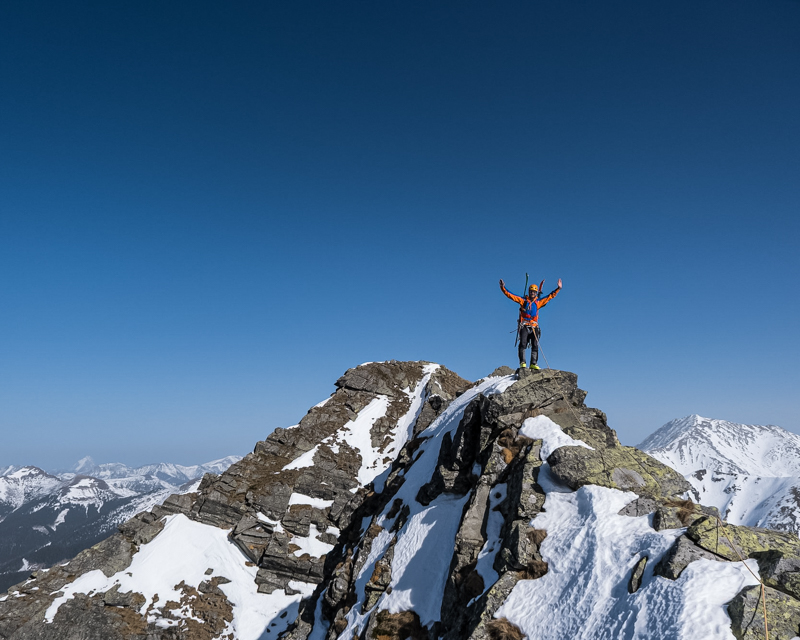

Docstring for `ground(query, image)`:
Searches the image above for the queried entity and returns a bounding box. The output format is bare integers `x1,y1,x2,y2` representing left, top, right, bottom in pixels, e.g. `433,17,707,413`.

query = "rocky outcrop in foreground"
1,362,798,640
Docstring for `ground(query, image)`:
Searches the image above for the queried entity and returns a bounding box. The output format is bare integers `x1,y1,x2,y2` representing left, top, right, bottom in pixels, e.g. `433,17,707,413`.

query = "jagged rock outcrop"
3,361,799,640
0,361,469,639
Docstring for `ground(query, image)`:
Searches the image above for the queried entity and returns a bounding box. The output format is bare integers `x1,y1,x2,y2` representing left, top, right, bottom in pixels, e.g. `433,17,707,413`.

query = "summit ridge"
2,361,798,640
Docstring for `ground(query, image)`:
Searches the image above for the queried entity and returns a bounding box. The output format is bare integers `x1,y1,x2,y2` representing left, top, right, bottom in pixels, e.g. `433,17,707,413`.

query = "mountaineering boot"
519,362,526,368
531,364,540,370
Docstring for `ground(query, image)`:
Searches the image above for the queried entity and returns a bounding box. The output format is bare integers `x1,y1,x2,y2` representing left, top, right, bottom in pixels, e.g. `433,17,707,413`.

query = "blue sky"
1,1,798,470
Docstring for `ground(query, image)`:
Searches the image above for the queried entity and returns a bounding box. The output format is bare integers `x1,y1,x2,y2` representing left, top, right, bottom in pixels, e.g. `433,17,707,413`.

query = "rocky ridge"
1,362,799,639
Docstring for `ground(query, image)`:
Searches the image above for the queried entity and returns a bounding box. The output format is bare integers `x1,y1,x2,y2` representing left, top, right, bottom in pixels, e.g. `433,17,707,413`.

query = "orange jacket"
500,282,560,327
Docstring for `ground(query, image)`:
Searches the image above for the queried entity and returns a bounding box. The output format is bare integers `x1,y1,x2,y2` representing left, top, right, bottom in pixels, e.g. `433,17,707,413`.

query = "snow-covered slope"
2,364,797,640
0,455,241,593
640,414,800,533
0,467,62,513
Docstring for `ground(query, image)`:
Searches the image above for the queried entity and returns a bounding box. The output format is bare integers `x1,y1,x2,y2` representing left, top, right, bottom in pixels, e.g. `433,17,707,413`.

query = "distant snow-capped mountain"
639,414,800,534
57,455,241,496
0,455,240,592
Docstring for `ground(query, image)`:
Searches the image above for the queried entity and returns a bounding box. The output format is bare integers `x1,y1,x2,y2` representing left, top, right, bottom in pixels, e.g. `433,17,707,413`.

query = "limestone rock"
618,496,657,517
628,556,647,593
728,584,800,640
757,551,800,600
654,534,721,580
335,361,427,397
687,517,800,562
652,499,719,531
363,609,431,640
117,512,164,546
548,445,691,500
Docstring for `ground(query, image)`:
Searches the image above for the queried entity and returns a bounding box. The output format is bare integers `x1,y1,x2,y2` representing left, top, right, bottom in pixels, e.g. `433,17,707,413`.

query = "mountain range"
0,456,240,593
2,362,799,640
640,414,800,535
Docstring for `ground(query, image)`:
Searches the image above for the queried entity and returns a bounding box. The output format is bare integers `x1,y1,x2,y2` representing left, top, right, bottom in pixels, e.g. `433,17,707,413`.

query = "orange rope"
714,517,769,640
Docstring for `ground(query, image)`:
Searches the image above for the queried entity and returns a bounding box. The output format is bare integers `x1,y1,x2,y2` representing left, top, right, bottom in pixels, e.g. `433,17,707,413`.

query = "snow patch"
471,483,508,600
52,508,69,530
44,514,316,639
290,525,335,558
520,415,594,459
495,483,760,639
283,446,320,471
257,512,285,533
288,493,334,509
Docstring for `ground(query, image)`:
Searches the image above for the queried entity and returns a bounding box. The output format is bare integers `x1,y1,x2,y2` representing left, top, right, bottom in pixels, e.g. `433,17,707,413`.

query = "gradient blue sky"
2,1,798,470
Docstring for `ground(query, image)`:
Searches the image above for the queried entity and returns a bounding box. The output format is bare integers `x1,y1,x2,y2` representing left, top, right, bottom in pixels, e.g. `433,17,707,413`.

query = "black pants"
518,325,541,366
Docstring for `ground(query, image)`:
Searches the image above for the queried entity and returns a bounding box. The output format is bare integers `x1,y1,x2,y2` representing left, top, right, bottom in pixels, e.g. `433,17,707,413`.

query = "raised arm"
537,278,563,307
499,279,525,305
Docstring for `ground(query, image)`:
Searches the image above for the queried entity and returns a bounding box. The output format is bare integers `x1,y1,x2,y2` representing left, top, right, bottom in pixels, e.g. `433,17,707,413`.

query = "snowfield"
496,416,761,640
45,514,314,639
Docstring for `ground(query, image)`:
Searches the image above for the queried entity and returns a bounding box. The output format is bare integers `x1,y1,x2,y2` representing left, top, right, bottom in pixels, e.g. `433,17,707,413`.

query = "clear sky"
1,1,798,470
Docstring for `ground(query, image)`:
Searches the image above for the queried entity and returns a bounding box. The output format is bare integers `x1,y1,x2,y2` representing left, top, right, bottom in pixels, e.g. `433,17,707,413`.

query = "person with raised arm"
499,277,562,369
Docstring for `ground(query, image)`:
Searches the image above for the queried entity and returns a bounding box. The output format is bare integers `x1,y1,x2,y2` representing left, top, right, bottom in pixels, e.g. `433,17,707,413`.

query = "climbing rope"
714,516,770,640
535,343,771,639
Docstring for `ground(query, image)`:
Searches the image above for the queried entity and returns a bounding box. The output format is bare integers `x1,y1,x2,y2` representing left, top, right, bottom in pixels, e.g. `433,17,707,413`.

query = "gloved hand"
557,278,563,289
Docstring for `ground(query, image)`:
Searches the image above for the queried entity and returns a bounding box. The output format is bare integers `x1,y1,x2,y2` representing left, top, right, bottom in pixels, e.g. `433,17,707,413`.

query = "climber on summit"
499,277,562,370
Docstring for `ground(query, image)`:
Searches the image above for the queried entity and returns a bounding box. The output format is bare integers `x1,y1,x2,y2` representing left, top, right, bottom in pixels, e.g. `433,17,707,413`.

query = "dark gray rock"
102,584,146,608
487,366,515,378
652,500,720,531
324,550,355,611
117,513,164,546
495,521,546,575
230,514,274,563
728,584,800,640
618,497,657,517
757,551,800,600
335,361,427,397
12,593,148,640
654,535,721,580
150,491,195,519
416,398,483,505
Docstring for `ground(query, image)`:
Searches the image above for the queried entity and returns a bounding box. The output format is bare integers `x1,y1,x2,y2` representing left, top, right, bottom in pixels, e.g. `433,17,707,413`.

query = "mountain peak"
641,415,800,532
72,456,96,474
2,362,795,639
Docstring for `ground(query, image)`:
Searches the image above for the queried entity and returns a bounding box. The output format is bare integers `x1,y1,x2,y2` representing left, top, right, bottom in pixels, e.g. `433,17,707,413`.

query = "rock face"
2,362,799,640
